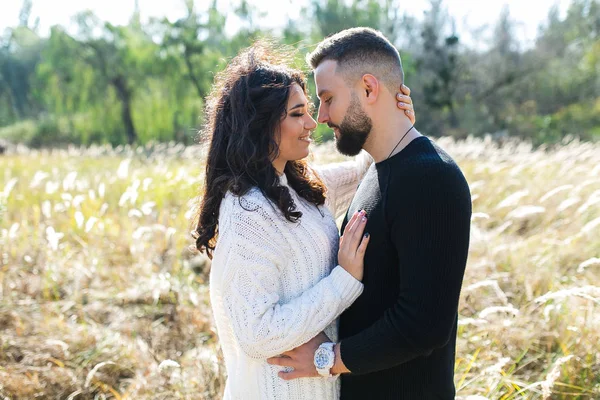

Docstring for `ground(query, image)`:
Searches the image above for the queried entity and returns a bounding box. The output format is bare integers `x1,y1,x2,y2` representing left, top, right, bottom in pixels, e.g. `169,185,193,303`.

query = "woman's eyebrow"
288,103,306,111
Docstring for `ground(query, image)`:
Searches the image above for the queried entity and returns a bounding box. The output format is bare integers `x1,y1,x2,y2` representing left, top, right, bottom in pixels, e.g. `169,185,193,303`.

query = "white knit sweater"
209,151,372,400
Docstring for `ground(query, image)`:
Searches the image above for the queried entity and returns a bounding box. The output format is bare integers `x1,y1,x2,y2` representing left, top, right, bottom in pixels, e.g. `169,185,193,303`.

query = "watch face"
315,348,331,369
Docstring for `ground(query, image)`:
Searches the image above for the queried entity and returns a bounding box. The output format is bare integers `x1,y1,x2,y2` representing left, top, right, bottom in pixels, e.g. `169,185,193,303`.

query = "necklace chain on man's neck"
387,125,415,160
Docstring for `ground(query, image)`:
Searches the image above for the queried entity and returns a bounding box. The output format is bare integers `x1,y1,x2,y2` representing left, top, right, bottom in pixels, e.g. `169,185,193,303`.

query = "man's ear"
361,74,379,104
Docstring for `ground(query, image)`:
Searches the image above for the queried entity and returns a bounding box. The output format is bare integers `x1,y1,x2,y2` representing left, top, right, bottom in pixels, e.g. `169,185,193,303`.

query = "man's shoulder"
384,138,470,205
391,138,462,179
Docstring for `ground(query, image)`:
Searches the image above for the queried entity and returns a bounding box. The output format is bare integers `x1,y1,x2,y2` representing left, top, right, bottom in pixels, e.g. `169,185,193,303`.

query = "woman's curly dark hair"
194,42,327,258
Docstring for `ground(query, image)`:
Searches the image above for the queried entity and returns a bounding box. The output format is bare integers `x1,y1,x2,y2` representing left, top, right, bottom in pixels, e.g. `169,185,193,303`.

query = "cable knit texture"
209,151,372,400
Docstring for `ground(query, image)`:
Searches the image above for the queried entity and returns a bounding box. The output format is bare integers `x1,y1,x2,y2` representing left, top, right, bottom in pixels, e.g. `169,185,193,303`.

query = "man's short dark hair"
307,27,404,94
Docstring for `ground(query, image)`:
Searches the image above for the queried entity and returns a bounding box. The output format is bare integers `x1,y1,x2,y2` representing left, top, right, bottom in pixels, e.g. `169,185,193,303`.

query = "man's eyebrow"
317,90,330,99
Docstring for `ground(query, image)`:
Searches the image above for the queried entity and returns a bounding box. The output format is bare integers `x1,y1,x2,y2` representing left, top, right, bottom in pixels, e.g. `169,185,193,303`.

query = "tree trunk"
111,75,137,145
184,48,204,98
2,63,28,119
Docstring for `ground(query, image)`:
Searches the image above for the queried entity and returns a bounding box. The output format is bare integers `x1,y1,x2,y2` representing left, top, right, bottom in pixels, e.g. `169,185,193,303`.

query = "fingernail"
361,217,367,222
364,233,369,238
360,209,366,215
399,102,405,106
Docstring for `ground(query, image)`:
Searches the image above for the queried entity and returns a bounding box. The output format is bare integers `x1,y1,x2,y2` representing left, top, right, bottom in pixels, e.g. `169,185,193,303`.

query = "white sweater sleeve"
314,150,373,220
219,201,364,360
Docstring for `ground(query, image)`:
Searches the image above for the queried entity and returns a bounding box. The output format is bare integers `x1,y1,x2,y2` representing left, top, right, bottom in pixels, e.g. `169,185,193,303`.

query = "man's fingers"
278,370,305,380
267,357,294,368
266,357,282,366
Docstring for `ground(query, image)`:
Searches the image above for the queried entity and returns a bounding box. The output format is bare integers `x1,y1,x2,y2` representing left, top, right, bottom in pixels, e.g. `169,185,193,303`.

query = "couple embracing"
194,27,472,400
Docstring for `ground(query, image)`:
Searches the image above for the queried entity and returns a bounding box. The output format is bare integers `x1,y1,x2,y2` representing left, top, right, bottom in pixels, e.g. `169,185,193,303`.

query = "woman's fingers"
345,210,363,237
341,211,360,247
341,210,366,251
357,232,370,254
405,109,415,125
348,213,368,251
396,91,416,125
346,211,361,233
401,84,411,96
396,93,412,105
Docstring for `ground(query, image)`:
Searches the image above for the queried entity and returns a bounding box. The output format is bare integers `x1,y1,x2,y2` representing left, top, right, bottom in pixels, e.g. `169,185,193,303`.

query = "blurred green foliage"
0,0,598,147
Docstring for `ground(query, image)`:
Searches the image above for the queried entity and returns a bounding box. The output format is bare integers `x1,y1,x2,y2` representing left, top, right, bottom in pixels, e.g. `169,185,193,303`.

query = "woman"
194,43,415,400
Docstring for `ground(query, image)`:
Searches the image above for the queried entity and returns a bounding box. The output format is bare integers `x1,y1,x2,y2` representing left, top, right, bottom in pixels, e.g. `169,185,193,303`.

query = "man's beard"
329,94,373,156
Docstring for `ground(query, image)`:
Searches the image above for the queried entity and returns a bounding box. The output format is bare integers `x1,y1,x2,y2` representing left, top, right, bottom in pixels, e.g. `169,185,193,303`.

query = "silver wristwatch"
314,342,335,378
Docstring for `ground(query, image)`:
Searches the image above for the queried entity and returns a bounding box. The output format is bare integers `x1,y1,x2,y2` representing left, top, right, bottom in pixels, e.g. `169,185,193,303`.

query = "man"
267,27,472,399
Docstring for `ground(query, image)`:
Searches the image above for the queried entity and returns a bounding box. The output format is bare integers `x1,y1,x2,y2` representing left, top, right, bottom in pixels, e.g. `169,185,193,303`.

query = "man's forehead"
314,60,341,95
315,60,339,79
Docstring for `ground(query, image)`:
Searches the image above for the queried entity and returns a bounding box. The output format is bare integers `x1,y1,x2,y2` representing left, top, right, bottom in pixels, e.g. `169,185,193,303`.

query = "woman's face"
272,83,317,173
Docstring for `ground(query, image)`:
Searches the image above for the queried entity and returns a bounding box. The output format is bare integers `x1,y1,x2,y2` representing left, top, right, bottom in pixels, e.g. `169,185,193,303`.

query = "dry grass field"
1,137,599,399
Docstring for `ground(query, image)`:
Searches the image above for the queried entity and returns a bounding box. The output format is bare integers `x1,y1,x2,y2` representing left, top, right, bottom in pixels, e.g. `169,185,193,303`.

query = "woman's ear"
361,74,379,104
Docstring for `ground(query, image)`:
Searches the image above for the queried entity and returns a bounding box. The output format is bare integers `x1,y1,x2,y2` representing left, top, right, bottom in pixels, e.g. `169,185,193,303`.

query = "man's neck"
363,114,422,162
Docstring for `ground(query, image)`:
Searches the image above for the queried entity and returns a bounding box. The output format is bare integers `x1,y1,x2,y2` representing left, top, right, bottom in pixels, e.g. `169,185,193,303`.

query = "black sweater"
338,136,472,400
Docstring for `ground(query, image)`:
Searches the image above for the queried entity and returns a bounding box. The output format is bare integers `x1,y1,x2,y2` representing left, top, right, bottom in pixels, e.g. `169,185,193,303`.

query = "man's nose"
317,105,328,124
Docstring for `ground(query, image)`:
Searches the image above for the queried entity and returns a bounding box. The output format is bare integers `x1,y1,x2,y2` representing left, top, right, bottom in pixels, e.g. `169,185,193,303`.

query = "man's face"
314,60,372,156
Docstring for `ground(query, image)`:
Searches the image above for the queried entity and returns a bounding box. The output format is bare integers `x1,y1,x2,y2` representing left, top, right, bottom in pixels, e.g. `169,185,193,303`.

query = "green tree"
310,0,399,40
69,11,159,144
415,0,461,131
0,27,44,122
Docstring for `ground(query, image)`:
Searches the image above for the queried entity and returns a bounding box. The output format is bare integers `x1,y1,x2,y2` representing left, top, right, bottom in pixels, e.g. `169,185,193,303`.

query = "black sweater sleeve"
340,161,472,375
